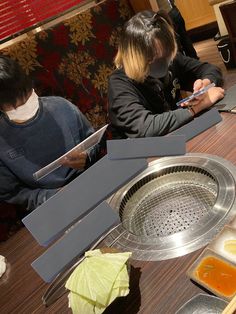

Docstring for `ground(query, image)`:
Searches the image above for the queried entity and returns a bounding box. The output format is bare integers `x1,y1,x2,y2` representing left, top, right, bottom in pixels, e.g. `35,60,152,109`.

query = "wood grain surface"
0,111,236,314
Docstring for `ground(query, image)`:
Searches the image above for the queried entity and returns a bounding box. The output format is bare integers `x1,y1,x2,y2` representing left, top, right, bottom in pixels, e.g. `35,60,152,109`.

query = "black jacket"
108,53,223,138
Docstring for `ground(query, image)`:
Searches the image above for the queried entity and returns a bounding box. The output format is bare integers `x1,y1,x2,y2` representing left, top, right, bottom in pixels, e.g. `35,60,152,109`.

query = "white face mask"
5,89,39,121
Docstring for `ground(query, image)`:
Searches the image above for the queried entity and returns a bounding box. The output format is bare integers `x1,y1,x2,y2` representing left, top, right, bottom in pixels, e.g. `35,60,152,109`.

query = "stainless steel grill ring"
105,153,236,261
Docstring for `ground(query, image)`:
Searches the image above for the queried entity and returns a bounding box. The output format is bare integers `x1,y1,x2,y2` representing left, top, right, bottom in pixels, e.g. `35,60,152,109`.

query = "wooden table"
1,112,236,314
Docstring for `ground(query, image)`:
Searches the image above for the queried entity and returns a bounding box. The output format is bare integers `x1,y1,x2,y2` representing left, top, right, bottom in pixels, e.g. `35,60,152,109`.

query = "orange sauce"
194,255,236,298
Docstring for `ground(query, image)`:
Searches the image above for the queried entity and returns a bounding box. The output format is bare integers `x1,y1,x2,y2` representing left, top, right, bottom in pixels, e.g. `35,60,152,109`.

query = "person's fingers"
188,99,199,107
63,160,85,168
217,87,225,95
62,158,86,169
66,150,86,160
193,79,203,92
193,79,212,93
60,151,87,169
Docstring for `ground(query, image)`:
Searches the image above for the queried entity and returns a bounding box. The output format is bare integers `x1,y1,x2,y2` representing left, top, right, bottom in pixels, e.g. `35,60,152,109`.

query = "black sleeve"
175,53,224,91
108,74,193,138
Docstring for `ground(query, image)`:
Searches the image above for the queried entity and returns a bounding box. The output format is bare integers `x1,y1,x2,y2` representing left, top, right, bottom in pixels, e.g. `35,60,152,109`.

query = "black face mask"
149,58,169,78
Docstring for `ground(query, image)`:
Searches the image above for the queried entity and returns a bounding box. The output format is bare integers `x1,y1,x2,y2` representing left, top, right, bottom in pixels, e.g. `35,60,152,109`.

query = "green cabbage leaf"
66,249,131,314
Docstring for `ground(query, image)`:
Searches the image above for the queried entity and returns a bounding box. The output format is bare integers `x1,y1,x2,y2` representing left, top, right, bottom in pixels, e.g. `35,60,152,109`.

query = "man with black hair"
0,55,97,211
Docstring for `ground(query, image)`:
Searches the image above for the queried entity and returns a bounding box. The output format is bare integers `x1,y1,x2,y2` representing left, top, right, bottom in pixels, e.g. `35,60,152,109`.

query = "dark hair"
115,10,177,82
0,55,33,110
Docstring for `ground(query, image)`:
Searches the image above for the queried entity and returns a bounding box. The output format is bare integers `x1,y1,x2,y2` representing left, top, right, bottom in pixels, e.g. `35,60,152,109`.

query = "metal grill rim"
119,165,218,237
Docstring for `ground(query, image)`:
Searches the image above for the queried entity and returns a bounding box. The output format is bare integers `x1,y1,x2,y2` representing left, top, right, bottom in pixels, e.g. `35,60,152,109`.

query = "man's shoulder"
39,96,77,113
40,96,71,106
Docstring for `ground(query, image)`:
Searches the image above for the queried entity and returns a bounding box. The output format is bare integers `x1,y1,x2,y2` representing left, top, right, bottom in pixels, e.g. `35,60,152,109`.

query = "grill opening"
106,154,236,261
119,165,218,237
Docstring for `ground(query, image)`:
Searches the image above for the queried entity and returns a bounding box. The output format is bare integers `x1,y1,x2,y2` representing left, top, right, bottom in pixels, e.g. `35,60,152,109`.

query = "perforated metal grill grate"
106,155,236,261
120,166,218,237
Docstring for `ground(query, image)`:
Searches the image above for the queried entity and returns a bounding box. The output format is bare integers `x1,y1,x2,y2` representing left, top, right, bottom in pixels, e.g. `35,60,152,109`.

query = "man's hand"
61,151,87,170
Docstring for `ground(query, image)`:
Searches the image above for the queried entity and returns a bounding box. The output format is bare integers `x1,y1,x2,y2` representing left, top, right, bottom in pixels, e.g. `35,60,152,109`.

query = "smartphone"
177,83,216,107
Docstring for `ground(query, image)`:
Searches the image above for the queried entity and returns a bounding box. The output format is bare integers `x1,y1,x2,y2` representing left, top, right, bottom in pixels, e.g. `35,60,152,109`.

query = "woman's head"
115,10,177,82
0,55,33,111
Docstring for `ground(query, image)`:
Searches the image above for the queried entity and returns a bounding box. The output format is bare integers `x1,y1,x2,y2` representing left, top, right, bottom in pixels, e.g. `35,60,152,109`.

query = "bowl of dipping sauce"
187,248,236,301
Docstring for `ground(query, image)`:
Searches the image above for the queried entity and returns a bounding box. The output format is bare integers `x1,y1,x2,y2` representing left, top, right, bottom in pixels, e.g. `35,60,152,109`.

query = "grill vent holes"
119,166,217,237
106,155,236,260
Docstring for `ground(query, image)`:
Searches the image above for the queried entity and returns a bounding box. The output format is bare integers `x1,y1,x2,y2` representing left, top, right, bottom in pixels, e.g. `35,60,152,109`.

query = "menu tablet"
33,124,108,181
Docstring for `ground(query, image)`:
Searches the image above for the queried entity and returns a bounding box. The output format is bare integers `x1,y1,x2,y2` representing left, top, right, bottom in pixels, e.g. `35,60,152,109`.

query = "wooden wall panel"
175,0,216,30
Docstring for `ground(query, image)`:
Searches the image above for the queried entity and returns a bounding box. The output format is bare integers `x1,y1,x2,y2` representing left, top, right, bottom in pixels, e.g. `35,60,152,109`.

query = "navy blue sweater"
0,96,96,211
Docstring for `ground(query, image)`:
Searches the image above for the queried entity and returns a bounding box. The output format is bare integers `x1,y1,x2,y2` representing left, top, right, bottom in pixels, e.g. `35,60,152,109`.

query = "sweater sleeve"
0,161,58,211
175,53,224,90
108,75,193,138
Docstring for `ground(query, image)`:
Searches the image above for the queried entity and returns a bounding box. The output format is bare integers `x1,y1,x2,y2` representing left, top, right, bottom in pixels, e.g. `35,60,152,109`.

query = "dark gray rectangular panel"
23,156,147,246
172,108,222,141
214,84,236,112
107,135,186,160
32,201,119,282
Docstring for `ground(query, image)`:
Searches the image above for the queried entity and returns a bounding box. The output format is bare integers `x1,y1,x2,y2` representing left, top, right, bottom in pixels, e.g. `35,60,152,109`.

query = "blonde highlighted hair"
115,10,177,82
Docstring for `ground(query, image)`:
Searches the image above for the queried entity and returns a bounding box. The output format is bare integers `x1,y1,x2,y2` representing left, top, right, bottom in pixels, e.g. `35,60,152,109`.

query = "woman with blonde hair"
108,10,224,139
